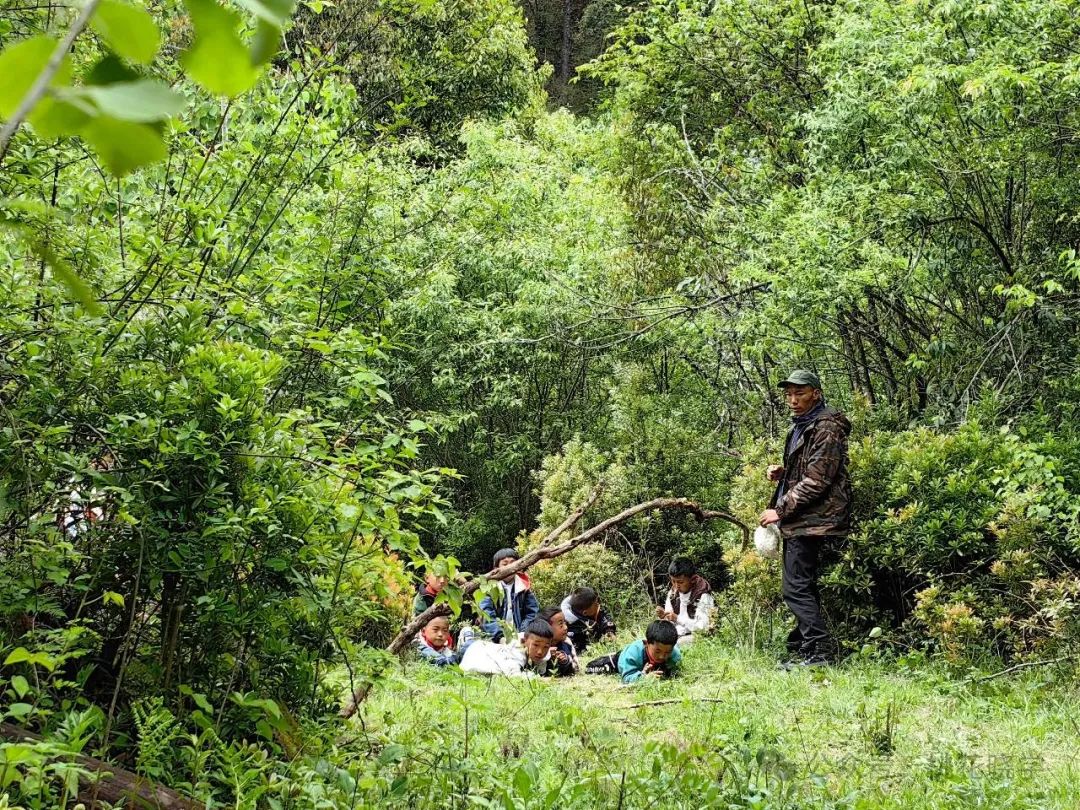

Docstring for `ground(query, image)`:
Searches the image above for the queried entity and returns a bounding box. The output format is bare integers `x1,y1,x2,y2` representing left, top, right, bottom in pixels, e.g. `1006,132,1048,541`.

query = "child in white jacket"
656,557,715,645
460,619,553,676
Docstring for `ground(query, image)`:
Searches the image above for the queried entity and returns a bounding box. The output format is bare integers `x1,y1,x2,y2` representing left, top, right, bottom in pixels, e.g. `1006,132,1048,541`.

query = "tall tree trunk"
560,0,575,83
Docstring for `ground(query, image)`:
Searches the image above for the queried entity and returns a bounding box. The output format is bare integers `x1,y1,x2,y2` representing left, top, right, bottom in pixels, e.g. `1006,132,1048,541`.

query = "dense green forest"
1,0,1079,806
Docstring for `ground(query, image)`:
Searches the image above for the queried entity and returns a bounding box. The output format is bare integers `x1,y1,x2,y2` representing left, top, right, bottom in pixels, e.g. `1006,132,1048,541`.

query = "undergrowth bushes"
528,541,652,625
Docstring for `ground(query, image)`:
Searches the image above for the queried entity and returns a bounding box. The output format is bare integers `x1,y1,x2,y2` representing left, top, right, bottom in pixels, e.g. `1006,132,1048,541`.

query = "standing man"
759,370,852,666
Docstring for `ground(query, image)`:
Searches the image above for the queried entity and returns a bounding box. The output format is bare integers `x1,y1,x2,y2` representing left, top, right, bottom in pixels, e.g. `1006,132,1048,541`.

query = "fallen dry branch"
625,697,727,709
536,485,605,548
0,722,203,809
964,655,1077,684
340,492,749,718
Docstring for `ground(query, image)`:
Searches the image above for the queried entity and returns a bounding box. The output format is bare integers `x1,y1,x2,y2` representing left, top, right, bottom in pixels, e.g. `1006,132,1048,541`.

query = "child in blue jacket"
479,547,539,641
413,615,459,667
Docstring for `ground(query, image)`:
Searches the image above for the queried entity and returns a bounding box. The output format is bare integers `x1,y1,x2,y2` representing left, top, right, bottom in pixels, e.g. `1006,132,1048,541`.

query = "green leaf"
6,703,33,719
81,115,166,176
10,675,29,698
232,0,295,25
513,763,535,799
27,97,89,139
3,648,32,666
78,80,186,123
378,743,406,764
0,35,72,119
249,18,282,66
85,54,142,86
0,742,37,766
103,590,126,608
3,647,57,671
92,0,161,64
180,685,214,714
181,0,260,97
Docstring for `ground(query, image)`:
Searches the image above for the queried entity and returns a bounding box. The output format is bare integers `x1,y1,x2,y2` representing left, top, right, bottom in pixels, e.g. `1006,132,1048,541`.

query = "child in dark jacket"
537,606,578,677
479,548,540,641
413,615,458,667
561,587,617,653
413,572,448,615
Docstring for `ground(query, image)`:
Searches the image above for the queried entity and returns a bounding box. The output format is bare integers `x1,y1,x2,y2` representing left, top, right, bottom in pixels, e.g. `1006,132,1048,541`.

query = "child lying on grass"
561,587,617,653
537,606,578,677
413,615,458,667
460,619,553,677
619,620,682,682
584,620,682,683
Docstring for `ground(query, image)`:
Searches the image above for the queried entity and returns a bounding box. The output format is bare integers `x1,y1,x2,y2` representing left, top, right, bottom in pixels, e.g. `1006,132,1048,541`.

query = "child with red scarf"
413,615,458,667
617,620,682,683
583,620,683,682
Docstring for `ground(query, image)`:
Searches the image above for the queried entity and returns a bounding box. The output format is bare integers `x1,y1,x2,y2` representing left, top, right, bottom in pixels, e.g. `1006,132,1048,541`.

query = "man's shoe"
776,643,812,670
797,642,838,667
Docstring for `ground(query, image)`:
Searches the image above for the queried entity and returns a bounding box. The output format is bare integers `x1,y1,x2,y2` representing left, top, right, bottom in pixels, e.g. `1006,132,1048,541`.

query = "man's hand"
766,464,785,482
759,508,781,527
654,606,666,619
661,611,677,622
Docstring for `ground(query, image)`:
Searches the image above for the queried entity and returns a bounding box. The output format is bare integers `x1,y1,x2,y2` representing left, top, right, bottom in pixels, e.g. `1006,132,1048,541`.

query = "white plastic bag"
754,524,781,559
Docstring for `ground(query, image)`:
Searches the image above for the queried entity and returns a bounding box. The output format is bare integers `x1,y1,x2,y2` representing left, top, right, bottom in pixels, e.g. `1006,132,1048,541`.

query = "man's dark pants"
782,534,835,655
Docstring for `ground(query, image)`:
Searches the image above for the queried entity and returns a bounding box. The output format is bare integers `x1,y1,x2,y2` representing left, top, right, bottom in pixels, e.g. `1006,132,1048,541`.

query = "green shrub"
526,541,652,628
533,435,738,615
714,546,784,652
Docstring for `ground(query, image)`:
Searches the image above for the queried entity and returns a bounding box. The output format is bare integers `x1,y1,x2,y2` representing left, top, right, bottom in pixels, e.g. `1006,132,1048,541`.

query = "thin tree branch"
625,698,727,709
0,0,102,163
964,656,1076,684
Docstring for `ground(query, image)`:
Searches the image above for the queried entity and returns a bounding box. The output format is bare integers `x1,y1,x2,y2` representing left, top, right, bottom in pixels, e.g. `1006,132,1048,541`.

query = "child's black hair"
667,557,696,577
523,619,554,640
538,606,563,623
645,620,679,646
568,587,599,614
423,613,449,627
493,547,519,567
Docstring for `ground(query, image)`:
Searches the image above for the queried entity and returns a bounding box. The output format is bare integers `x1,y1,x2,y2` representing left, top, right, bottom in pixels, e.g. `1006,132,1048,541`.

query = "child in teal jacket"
617,620,682,683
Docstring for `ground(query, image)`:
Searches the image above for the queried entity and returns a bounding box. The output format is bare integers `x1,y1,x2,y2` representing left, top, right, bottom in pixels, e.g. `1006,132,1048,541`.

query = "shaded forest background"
1,0,1079,805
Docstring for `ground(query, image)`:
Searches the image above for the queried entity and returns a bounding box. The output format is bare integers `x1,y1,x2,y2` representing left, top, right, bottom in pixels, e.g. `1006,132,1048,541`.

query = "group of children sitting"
412,549,715,684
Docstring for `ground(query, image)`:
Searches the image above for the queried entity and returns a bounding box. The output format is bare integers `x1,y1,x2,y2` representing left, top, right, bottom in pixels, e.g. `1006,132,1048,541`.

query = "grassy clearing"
349,637,1080,809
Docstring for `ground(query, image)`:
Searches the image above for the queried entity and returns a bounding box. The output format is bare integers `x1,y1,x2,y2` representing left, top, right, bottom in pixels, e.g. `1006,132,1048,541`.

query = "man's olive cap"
777,369,822,390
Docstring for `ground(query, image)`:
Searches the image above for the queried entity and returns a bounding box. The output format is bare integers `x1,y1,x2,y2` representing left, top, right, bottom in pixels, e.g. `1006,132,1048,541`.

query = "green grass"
347,637,1080,809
